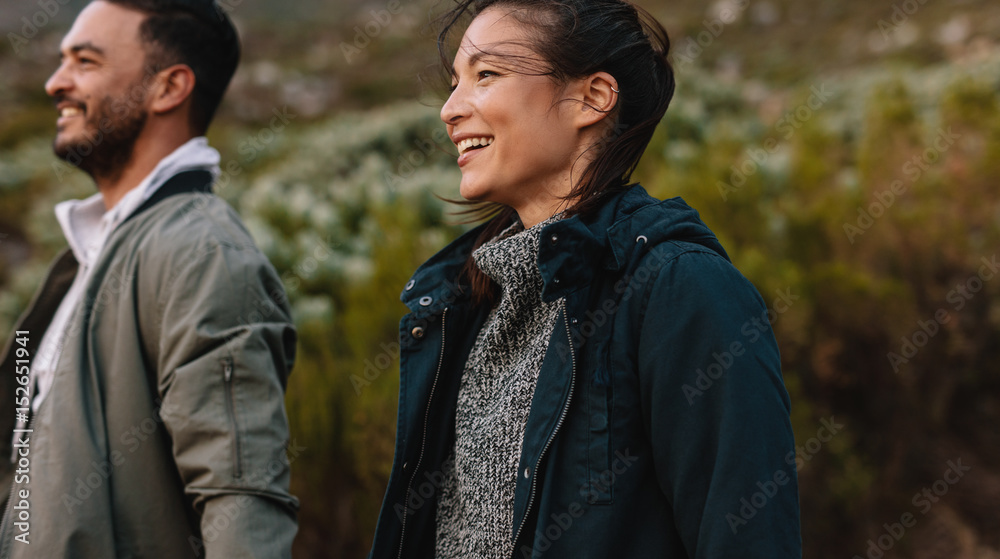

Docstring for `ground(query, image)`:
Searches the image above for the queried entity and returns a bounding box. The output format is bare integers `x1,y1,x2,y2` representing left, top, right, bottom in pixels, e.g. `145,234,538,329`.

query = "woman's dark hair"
102,0,240,135
436,0,675,305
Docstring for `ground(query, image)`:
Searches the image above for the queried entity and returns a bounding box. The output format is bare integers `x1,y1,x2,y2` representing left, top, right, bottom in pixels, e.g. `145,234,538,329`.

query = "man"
0,0,298,557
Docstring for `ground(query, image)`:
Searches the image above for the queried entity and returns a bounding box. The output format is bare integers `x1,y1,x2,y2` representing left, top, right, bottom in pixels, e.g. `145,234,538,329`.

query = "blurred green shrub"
2,54,1000,557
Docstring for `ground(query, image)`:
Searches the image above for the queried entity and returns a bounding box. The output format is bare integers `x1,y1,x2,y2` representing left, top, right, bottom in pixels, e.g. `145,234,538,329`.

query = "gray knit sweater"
435,216,565,558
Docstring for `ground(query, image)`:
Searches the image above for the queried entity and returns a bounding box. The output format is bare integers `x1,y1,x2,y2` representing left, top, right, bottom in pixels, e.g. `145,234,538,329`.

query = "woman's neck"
514,193,576,229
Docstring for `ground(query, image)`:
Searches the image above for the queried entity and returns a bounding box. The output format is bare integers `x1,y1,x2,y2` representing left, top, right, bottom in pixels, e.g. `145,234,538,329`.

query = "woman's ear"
572,71,619,130
149,64,196,117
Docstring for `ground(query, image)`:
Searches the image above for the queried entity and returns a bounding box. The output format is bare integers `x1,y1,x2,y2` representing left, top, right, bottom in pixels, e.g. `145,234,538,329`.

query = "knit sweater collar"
472,213,564,295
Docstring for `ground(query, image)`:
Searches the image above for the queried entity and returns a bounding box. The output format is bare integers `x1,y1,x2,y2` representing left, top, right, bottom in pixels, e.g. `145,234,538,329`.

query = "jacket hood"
401,184,727,311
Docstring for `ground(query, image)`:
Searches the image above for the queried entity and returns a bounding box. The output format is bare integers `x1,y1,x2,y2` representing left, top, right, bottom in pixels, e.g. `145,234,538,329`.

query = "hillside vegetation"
1,0,999,557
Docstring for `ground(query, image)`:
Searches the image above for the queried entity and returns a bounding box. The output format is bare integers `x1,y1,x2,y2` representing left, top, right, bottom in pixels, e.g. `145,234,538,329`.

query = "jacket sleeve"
635,246,801,558
152,237,299,559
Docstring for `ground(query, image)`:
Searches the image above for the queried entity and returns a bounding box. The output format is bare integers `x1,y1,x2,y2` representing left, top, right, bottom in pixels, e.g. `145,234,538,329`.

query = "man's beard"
53,89,148,183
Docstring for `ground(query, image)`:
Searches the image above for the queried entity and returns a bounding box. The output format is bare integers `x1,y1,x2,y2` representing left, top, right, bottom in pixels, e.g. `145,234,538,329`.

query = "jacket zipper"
511,300,577,555
222,357,243,479
397,308,448,559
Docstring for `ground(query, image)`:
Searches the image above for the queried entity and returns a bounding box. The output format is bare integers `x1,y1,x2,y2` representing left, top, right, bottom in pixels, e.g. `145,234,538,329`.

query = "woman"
370,0,801,557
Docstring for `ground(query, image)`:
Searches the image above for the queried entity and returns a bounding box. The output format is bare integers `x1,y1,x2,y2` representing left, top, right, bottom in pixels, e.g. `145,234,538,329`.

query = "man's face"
45,1,152,181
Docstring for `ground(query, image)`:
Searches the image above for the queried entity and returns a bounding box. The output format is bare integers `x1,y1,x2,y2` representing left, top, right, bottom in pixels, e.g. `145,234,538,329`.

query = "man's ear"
572,71,619,130
149,64,196,116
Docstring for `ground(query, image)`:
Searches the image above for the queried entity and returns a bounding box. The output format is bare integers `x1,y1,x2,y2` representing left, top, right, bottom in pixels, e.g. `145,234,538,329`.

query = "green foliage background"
2,0,999,557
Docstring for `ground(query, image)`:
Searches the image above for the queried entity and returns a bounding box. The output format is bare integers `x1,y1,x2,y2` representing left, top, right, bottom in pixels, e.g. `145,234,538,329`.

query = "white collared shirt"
29,137,221,413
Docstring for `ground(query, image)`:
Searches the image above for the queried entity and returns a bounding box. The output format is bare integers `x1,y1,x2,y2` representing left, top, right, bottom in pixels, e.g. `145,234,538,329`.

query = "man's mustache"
53,95,87,113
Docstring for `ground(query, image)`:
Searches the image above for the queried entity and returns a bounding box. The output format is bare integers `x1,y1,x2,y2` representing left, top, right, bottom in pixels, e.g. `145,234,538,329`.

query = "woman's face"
441,7,586,226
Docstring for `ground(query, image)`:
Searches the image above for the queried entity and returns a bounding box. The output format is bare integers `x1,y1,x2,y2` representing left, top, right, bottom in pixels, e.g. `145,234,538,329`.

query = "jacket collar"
53,138,219,271
401,184,728,311
399,221,485,314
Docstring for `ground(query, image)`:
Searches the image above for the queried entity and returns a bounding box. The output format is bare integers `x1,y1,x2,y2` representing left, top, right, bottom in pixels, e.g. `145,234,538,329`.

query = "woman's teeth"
457,137,494,154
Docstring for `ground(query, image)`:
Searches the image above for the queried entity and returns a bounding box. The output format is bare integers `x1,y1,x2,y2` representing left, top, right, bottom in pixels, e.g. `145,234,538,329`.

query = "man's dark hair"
102,0,241,135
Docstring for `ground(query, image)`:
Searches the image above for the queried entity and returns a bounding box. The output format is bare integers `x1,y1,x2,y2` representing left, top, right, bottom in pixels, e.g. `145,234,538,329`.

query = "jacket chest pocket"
583,344,614,505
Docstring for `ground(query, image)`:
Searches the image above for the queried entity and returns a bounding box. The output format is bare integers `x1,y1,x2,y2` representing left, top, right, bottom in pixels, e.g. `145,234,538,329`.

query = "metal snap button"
524,467,531,479
405,279,416,291
550,234,558,244
419,296,433,306
411,327,425,339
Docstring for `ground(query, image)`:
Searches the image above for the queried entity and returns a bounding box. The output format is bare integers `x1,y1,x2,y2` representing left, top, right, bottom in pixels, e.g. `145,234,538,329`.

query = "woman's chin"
458,180,493,203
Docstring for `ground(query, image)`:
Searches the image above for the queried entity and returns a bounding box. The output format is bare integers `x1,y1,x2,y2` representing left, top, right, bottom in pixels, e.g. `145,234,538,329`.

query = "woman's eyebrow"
455,48,488,70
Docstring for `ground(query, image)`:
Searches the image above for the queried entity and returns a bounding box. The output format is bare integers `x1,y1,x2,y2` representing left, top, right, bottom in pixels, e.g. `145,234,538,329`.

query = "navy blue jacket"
369,185,802,558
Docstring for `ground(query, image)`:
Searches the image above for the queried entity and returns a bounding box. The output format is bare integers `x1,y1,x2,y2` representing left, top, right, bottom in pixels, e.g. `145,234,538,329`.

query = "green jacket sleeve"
151,234,299,559
636,246,801,558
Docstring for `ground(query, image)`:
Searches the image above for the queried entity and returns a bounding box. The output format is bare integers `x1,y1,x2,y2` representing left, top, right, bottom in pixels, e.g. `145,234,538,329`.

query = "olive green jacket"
0,171,299,558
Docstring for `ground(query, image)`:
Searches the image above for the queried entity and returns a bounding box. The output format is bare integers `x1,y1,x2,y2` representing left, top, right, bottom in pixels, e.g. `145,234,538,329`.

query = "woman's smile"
440,7,586,217
452,134,495,167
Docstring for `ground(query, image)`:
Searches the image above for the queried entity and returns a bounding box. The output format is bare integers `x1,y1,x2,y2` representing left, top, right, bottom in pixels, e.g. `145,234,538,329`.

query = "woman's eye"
448,70,497,91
